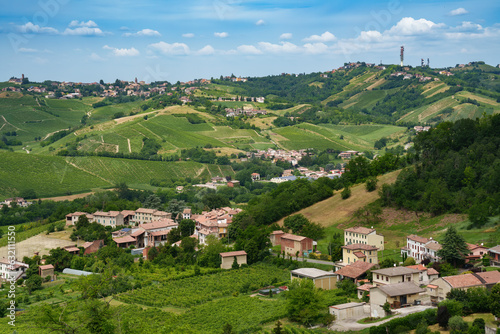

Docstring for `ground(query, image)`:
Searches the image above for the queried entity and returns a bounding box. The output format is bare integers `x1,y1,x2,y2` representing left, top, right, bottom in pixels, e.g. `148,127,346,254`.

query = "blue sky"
1,0,499,83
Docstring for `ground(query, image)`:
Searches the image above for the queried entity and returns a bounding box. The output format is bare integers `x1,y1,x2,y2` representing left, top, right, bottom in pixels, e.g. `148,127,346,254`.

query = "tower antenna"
400,46,404,67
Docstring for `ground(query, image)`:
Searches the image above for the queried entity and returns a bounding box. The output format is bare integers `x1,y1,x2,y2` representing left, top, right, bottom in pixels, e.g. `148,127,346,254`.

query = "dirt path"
127,138,131,153
41,192,95,202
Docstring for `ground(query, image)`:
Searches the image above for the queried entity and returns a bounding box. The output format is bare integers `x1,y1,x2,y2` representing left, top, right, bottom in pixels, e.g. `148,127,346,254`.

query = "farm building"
329,302,368,320
220,251,247,269
290,268,337,290
39,264,55,281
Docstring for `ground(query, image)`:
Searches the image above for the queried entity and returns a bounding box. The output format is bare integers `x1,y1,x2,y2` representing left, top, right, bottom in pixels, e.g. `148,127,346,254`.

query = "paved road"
329,305,436,331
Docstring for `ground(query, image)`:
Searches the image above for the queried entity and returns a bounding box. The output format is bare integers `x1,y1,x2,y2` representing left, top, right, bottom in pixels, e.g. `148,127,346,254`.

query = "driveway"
329,305,436,331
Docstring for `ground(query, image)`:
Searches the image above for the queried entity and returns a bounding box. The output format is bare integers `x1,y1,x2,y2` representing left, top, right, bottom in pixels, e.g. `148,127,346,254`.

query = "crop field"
422,82,449,97
68,156,205,186
325,124,406,144
272,126,345,151
398,96,458,123
0,151,110,199
340,90,387,110
90,100,144,121
116,264,289,308
456,91,500,107
0,95,86,147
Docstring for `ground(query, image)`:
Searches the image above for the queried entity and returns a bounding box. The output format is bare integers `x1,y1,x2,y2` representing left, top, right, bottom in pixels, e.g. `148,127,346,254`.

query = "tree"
437,226,469,267
286,278,325,325
231,256,240,270
284,214,309,234
341,186,351,199
25,274,43,294
448,315,468,333
222,323,235,334
403,257,416,266
143,194,162,210
166,199,186,219
365,177,378,192
202,193,230,210
437,305,451,328
489,283,500,318
179,219,196,237
382,301,392,315
272,320,284,334
167,228,182,244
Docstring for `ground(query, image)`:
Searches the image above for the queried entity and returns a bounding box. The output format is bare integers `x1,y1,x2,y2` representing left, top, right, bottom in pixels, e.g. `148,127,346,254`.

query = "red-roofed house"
93,211,124,227
342,244,378,264
334,261,377,281
406,264,440,283
220,251,247,269
139,219,178,247
272,232,313,257
82,240,104,255
114,235,137,248
401,234,441,263
488,245,500,267
39,264,55,281
428,271,500,303
0,258,29,281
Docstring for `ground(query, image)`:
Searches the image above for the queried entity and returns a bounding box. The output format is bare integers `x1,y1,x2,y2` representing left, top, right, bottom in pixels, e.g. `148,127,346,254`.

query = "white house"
0,258,29,281
401,234,441,263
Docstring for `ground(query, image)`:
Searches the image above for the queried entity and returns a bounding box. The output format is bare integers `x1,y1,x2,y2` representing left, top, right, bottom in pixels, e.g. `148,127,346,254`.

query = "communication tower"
400,46,404,66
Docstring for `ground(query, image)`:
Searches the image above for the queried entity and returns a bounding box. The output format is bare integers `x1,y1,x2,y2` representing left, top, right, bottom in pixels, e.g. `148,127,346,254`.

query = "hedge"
369,308,437,334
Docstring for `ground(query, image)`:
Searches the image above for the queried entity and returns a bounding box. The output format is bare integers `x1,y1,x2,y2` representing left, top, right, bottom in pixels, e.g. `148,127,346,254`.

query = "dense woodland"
380,114,500,226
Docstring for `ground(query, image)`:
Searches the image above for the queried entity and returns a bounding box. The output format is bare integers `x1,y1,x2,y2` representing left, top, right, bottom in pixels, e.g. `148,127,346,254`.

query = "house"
344,226,385,251
227,180,240,187
401,234,441,263
338,151,359,159
182,208,192,220
82,240,104,255
370,282,426,317
357,283,376,299
0,258,29,281
134,208,158,224
92,211,124,227
220,251,247,269
271,232,313,257
39,264,55,281
489,245,500,267
371,267,420,286
428,271,500,303
333,261,376,282
139,219,178,247
63,246,80,255
329,302,368,320
251,173,261,181
341,244,378,264
176,186,184,193
65,212,92,226
113,235,137,248
467,243,488,260
120,210,136,225
406,264,439,283
291,268,338,290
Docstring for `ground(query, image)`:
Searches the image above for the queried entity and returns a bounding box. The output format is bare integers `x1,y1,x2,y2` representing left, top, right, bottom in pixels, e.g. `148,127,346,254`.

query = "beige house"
220,251,247,269
93,211,124,227
344,226,385,251
371,267,420,286
427,271,500,304
291,268,338,290
370,282,426,317
342,244,378,265
39,264,55,281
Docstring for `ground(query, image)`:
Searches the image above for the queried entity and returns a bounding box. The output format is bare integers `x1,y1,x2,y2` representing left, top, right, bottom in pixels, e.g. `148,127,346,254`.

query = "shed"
329,302,367,320
220,251,247,269
291,268,338,290
39,264,55,281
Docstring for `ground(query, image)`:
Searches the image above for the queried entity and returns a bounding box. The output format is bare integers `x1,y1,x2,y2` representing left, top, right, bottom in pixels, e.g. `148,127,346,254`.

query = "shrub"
341,187,351,200
366,177,378,192
448,315,468,333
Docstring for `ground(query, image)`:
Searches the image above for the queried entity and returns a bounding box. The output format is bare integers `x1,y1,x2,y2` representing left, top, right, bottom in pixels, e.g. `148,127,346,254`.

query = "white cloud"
258,41,300,53
182,33,195,38
120,26,130,31
303,42,329,54
69,20,98,28
90,53,106,61
387,17,444,36
63,27,104,36
196,45,215,55
17,22,58,34
256,19,265,26
450,8,468,16
148,42,190,55
103,45,140,56
123,28,161,37
451,21,483,32
18,47,38,53
357,30,384,42
214,32,228,38
303,31,336,42
237,45,263,55
280,33,293,40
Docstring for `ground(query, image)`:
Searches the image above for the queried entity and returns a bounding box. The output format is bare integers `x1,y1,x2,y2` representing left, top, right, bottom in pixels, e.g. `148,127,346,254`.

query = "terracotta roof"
406,264,427,271
425,242,442,251
489,245,500,254
353,251,366,258
271,230,285,235
372,267,420,276
139,219,177,230
427,284,438,289
120,210,136,216
443,274,483,288
183,208,192,214
281,233,309,242
113,235,136,244
150,230,171,237
344,226,375,235
82,241,94,248
39,264,54,270
342,243,378,251
475,271,500,284
135,208,156,214
377,282,425,297
131,228,145,237
427,268,439,275
334,261,376,279
64,246,80,252
357,284,376,292
407,234,430,244
220,251,247,258
93,211,122,217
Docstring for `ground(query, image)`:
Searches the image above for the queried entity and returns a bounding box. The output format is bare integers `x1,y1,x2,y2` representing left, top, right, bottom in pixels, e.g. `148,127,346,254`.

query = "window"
377,275,379,279
386,277,388,281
